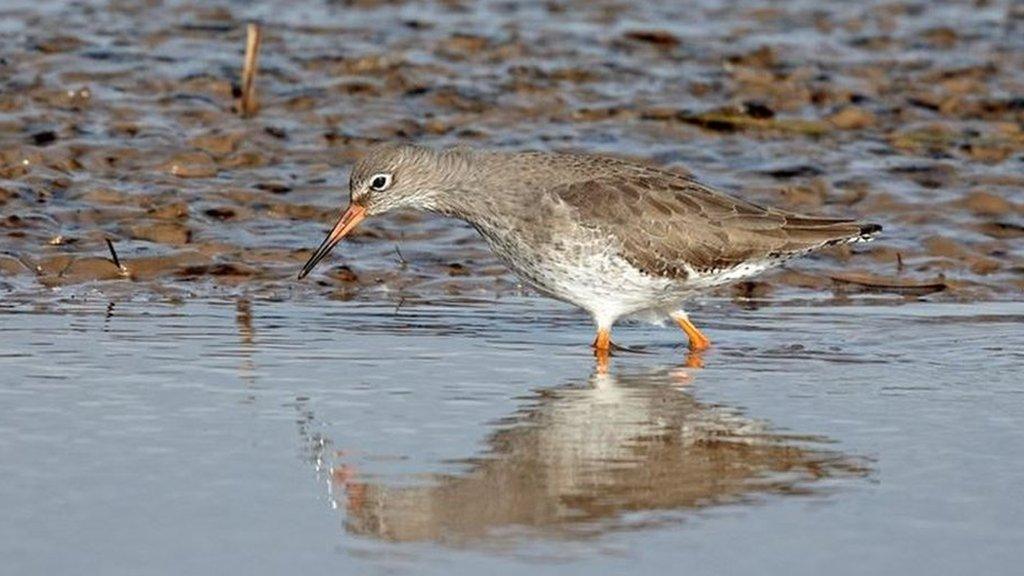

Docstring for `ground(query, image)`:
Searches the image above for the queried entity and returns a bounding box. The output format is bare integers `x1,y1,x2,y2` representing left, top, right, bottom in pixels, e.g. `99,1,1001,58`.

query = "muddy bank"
1,0,1022,303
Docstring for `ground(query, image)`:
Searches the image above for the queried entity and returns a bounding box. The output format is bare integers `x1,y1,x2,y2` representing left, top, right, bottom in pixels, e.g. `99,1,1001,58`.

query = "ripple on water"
2,298,1024,574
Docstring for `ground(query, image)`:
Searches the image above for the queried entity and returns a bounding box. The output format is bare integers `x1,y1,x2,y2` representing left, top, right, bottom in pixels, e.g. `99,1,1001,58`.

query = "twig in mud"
393,244,407,268
56,258,74,279
15,254,43,277
105,237,128,276
239,22,262,118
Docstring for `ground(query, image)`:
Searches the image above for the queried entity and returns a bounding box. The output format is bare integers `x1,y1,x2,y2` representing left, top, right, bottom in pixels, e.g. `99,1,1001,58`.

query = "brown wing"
551,171,877,279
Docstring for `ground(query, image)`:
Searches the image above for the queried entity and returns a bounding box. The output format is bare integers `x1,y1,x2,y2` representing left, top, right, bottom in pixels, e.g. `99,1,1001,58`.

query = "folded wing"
551,170,879,279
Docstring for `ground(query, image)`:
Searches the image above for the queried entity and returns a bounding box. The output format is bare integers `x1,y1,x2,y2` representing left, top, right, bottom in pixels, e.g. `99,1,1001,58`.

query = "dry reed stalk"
239,23,262,118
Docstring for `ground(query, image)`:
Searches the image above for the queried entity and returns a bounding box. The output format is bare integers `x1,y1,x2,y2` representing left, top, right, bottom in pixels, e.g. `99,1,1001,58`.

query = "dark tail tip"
859,223,883,237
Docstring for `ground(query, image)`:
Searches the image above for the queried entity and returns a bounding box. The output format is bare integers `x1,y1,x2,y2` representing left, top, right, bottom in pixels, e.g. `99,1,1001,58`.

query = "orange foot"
673,315,711,351
684,350,705,369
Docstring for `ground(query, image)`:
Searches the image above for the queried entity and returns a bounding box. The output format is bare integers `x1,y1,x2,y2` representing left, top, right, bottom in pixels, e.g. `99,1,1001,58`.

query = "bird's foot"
673,315,712,351
683,350,706,369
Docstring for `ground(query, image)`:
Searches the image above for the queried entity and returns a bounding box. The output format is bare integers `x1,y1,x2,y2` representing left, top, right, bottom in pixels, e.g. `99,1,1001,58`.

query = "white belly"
478,226,677,327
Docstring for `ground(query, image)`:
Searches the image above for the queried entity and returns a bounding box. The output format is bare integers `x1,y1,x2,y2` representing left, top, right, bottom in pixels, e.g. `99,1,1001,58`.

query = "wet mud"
0,0,1022,303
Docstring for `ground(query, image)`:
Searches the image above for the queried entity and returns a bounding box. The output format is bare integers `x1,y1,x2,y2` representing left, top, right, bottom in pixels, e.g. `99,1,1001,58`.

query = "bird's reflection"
304,363,870,545
235,298,257,389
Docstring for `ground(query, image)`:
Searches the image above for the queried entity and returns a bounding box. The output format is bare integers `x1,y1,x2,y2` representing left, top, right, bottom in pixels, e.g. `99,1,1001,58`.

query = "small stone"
726,45,776,68
828,106,875,130
977,221,1024,239
921,27,958,49
964,143,1013,164
732,280,772,299
447,263,470,276
219,151,265,169
189,132,241,155
36,255,75,276
78,188,128,205
329,265,359,283
0,254,25,276
177,263,258,278
623,30,680,48
131,222,192,245
204,207,236,221
60,257,124,283
33,35,84,53
923,236,968,259
968,257,1001,275
264,126,287,140
961,190,1013,216
30,130,58,146
147,202,189,220
255,182,292,194
126,252,211,281
162,151,217,178
442,34,489,53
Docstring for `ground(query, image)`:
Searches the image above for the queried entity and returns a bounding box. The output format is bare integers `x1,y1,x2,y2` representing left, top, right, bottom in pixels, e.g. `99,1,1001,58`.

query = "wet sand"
0,0,1022,302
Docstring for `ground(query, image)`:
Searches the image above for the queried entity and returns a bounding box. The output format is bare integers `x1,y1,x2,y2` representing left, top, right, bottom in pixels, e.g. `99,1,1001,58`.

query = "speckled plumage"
307,143,881,342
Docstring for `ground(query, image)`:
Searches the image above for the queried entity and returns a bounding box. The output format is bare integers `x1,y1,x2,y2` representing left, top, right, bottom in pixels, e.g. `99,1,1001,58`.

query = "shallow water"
2,0,1023,572
2,297,1022,574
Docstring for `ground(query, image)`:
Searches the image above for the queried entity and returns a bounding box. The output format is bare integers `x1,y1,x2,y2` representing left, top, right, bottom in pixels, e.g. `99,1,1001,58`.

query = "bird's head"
298,143,459,279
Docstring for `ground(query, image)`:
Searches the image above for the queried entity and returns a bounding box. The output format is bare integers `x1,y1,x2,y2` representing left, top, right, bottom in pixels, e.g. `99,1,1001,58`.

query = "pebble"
960,190,1015,216
130,222,192,245
0,255,25,275
828,106,876,130
162,152,218,178
189,132,241,156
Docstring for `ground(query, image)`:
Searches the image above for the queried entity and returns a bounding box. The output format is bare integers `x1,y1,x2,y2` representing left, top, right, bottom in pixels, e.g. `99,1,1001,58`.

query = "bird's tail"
777,217,883,252
842,222,883,244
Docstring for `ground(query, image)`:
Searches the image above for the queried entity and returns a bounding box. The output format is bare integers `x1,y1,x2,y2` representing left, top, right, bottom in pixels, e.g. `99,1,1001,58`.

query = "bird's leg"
592,327,612,372
671,312,711,351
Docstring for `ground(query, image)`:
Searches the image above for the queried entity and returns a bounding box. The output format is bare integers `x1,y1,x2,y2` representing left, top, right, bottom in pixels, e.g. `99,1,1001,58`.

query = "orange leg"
674,315,711,351
592,327,612,373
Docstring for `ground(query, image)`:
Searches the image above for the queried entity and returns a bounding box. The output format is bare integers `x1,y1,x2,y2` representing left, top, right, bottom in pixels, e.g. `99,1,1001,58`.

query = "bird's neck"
424,150,555,228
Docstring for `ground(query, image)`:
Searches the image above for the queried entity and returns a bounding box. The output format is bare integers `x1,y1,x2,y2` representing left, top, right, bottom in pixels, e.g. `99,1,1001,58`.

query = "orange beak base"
297,204,367,279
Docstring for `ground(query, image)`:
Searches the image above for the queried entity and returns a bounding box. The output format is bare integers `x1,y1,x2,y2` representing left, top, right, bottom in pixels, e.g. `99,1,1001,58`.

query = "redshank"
299,144,880,357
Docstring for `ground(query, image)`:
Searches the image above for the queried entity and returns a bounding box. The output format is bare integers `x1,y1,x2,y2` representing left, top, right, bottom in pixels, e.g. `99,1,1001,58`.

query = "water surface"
3,297,1022,574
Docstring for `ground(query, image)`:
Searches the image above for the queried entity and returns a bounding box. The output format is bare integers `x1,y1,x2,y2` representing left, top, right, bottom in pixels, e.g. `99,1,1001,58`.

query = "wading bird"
299,144,880,361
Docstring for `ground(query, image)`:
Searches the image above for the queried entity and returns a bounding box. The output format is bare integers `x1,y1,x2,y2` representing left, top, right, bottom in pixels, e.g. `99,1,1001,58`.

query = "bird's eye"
369,173,392,191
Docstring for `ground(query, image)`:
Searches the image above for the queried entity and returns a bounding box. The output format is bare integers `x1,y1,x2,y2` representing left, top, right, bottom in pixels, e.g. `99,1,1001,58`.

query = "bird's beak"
297,204,367,279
